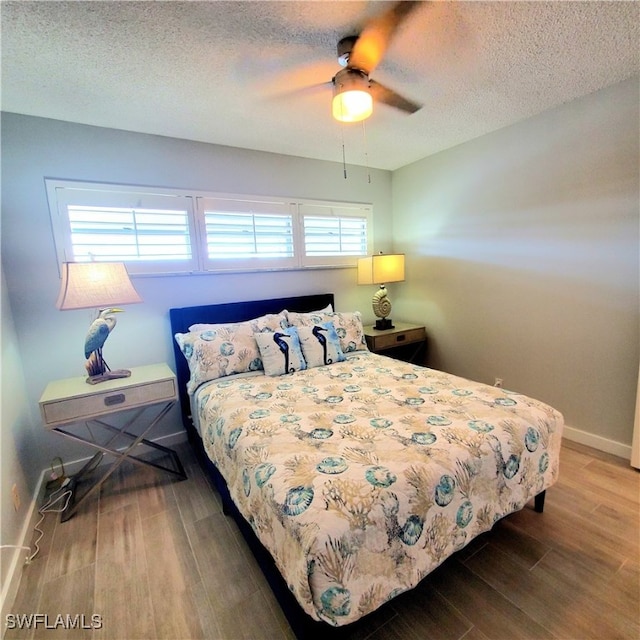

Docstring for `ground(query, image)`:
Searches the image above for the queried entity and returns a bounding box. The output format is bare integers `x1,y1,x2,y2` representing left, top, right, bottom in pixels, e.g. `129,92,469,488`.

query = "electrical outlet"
494,378,503,388
11,484,21,511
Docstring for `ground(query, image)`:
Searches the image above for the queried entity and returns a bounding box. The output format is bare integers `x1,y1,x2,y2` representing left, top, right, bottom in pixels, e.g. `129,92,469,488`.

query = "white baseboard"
562,424,632,460
1,429,188,635
1,467,47,637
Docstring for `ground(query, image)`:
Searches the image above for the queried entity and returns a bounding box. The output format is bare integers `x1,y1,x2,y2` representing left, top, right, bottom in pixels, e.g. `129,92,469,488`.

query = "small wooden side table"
363,322,427,365
39,363,186,521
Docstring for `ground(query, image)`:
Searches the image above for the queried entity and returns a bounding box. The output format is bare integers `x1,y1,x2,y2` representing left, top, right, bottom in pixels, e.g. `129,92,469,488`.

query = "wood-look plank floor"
5,440,639,640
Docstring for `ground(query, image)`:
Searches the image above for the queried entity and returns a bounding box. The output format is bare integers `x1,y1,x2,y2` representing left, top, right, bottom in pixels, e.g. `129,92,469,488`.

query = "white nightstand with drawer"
39,363,186,521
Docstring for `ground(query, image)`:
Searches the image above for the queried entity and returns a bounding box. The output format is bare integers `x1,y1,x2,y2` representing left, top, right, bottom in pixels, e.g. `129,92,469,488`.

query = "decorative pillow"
282,305,331,327
255,327,307,376
309,303,334,313
175,313,287,393
286,310,368,353
188,312,287,333
297,322,346,368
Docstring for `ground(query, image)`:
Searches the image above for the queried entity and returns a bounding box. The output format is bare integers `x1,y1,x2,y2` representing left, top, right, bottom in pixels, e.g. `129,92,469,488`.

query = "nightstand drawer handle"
396,334,406,342
104,394,126,407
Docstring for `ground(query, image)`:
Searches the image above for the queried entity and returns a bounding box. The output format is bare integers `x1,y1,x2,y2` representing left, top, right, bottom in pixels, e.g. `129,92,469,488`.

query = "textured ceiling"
2,1,638,170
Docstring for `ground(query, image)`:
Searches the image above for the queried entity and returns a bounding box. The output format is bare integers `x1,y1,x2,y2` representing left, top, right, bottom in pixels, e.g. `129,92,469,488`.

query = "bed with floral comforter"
192,350,563,627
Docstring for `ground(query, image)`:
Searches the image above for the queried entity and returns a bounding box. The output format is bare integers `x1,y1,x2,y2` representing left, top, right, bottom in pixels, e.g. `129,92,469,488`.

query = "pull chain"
361,119,371,184
341,121,347,179
338,116,371,183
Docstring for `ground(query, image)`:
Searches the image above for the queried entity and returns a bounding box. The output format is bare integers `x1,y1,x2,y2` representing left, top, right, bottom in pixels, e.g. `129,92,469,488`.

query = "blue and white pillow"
255,328,307,376
286,310,367,353
297,322,346,368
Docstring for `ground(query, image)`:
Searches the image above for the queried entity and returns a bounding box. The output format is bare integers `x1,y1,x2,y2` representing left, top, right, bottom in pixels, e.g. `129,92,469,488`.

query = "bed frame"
169,292,545,638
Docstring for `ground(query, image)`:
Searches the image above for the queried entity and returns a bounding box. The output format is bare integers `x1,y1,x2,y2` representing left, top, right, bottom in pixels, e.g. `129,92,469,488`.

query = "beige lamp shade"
56,262,142,384
357,254,405,285
56,262,142,310
357,254,405,330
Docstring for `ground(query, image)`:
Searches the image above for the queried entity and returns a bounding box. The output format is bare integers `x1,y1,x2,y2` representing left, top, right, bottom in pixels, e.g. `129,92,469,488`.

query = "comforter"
193,352,563,626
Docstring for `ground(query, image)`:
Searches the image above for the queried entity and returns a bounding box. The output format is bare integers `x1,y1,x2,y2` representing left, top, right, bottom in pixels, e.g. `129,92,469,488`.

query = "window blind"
47,180,372,275
303,215,368,257
67,205,192,262
204,211,294,259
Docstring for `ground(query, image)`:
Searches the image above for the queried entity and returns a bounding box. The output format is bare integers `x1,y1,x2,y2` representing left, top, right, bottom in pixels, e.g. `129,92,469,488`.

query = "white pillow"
297,322,346,368
254,327,307,376
286,310,367,353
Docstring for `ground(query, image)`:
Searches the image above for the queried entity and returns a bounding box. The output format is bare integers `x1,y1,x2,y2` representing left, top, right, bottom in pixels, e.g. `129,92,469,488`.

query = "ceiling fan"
328,1,424,123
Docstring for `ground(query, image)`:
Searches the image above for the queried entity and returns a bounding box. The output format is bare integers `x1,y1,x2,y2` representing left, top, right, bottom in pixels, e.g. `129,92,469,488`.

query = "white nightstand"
39,363,186,521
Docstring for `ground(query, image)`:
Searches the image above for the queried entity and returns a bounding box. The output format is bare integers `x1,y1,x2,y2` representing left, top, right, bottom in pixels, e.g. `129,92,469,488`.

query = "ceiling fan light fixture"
332,69,373,123
332,89,373,123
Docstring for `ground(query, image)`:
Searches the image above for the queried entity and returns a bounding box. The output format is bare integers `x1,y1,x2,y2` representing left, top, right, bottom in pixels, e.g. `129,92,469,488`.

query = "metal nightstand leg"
53,401,186,522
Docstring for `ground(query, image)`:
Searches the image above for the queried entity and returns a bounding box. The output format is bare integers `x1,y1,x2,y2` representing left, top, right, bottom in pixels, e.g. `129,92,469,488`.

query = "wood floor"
5,439,639,640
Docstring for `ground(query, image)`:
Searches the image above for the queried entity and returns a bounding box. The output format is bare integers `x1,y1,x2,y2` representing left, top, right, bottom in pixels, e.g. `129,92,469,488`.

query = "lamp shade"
357,254,405,285
332,68,373,123
56,262,142,310
332,90,373,123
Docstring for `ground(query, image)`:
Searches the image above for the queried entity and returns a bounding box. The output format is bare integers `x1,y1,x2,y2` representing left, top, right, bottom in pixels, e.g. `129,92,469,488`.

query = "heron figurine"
84,308,131,384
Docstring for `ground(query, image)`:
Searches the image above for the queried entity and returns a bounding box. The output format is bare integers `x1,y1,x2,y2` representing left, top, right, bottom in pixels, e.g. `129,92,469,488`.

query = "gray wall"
392,78,640,451
0,113,393,477
1,76,638,528
1,267,32,599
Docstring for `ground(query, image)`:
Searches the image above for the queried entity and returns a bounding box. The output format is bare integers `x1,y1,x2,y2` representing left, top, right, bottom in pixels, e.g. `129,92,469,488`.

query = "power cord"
26,480,73,564
46,456,67,491
3,457,76,567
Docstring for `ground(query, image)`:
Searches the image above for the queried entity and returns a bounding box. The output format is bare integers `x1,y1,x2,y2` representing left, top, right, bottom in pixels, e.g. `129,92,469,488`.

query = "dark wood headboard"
169,293,334,433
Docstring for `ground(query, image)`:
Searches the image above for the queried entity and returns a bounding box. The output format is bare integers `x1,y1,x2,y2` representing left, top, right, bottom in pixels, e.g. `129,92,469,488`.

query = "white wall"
2,77,638,499
1,266,33,610
0,113,393,475
392,77,640,452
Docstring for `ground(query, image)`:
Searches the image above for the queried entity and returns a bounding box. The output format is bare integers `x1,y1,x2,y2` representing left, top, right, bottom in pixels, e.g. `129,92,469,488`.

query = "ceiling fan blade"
369,79,422,114
349,0,422,75
266,80,332,102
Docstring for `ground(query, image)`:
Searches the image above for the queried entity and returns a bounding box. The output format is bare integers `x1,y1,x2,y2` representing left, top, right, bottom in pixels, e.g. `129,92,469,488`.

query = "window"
66,205,192,262
299,202,369,267
47,182,198,274
205,212,294,258
47,180,372,275
197,196,298,271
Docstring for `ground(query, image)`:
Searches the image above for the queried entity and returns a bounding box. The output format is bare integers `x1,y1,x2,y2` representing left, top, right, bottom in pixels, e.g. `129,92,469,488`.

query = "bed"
169,293,563,638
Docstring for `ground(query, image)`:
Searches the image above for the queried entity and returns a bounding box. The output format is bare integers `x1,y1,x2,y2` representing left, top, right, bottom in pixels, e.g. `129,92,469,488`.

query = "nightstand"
363,322,427,365
39,363,186,521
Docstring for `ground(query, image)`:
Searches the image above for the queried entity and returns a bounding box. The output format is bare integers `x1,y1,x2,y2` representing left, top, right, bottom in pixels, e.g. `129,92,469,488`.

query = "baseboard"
1,429,188,636
562,424,632,460
1,467,47,637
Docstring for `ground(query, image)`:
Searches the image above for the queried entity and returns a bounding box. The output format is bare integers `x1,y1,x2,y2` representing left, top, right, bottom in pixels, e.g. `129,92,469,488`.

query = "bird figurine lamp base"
86,369,132,386
83,307,131,385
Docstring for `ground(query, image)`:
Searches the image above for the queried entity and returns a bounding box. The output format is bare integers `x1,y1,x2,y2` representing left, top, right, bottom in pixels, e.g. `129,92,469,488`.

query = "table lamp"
357,253,405,330
56,262,142,384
